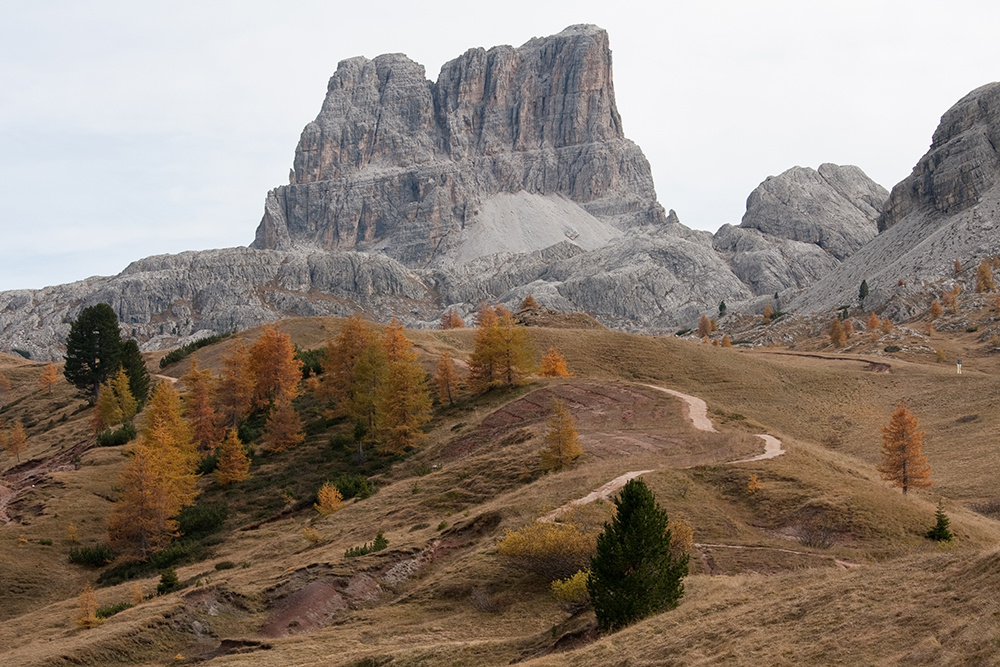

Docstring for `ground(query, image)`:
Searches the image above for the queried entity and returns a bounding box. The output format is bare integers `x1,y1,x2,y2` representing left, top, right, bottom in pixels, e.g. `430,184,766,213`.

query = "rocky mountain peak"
879,82,1000,232
739,163,886,260
252,26,663,265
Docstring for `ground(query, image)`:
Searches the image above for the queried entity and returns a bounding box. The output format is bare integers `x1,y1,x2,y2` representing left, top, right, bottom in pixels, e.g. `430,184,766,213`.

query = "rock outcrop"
0,248,436,361
251,25,666,267
712,164,886,295
792,82,1000,316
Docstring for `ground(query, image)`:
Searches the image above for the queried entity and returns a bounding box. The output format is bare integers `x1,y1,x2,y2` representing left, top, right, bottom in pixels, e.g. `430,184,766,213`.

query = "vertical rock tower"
251,25,666,267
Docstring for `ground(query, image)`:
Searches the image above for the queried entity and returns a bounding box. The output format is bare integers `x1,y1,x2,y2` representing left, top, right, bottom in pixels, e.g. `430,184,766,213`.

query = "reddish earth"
442,381,740,466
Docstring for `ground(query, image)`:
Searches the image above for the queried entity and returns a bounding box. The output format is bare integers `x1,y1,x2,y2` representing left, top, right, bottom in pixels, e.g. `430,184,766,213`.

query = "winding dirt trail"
540,384,785,517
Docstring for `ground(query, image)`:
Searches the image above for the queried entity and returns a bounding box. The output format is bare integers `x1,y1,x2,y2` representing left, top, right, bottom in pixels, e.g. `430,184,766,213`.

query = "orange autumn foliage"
435,352,461,406
215,340,255,427
878,402,932,495
249,324,302,409
540,347,573,377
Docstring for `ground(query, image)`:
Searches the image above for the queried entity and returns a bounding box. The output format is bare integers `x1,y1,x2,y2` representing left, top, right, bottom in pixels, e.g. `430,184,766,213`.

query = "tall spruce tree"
119,339,150,405
64,303,123,401
587,478,688,634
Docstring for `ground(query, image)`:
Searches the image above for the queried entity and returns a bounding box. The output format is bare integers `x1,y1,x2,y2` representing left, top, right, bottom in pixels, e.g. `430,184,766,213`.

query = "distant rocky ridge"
0,26,905,360
792,82,1000,317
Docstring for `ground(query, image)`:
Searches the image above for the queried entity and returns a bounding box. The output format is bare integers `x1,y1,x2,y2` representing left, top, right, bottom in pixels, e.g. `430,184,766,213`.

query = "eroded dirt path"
540,384,784,518
538,470,654,523
694,542,861,572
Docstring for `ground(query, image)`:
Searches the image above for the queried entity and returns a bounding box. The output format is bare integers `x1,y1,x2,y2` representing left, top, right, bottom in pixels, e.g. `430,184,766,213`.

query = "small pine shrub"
335,473,377,500
96,601,132,619
158,332,231,368
214,561,236,570
884,345,901,353
157,568,180,595
345,531,388,557
927,501,953,542
96,422,137,447
177,502,228,539
69,544,114,567
39,538,53,546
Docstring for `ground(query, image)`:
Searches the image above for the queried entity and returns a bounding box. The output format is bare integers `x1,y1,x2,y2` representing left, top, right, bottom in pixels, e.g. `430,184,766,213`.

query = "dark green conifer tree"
587,478,688,634
63,303,123,401
120,339,151,405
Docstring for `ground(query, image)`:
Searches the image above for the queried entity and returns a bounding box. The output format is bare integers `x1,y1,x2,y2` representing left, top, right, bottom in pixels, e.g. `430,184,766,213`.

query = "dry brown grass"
3,318,1000,665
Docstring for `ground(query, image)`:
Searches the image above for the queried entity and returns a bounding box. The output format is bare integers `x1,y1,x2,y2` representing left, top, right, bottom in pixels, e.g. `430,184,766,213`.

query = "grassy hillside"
1,316,998,665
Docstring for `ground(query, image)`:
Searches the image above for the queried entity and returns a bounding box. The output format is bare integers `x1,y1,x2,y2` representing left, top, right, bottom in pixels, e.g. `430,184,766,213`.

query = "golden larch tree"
180,360,222,454
439,309,465,329
92,368,138,433
954,258,963,275
865,311,880,332
721,335,733,348
346,338,388,455
214,429,250,486
39,362,60,394
375,324,432,455
5,421,27,462
321,314,375,413
468,306,500,392
314,482,343,515
540,347,572,377
540,399,582,471
140,382,199,511
75,584,102,628
880,317,894,334
520,294,539,310
475,303,499,328
878,402,932,495
107,441,186,560
261,395,305,452
843,319,855,337
976,258,995,292
697,314,711,338
829,317,846,348
493,312,534,388
762,304,774,323
930,299,943,320
435,352,461,406
215,340,255,427
249,324,302,409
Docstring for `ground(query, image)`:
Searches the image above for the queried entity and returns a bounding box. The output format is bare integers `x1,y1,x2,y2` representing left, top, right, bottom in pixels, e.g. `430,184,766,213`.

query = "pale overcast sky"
2,0,999,291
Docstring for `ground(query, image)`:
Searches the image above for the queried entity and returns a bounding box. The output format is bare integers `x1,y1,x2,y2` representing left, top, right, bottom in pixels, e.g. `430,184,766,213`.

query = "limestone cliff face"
0,249,436,361
793,82,1000,316
251,25,665,267
879,83,1000,232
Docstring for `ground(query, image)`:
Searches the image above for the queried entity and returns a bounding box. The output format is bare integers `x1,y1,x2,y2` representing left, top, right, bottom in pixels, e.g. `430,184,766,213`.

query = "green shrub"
38,538,53,546
345,531,388,558
11,348,30,359
158,332,231,368
927,501,953,542
157,568,180,595
335,473,377,500
214,561,236,571
295,346,327,378
884,345,901,353
96,602,132,619
96,422,137,447
588,479,687,634
69,544,114,567
177,502,228,539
